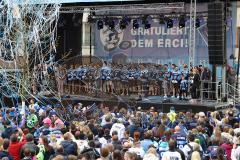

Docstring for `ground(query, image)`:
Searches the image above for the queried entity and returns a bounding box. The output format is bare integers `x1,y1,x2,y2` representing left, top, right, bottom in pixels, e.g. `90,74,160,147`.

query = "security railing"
199,80,240,106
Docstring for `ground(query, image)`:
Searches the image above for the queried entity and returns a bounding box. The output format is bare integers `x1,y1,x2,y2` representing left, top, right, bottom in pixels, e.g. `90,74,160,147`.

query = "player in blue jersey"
100,64,112,93
120,65,129,95
179,75,188,100
171,66,181,98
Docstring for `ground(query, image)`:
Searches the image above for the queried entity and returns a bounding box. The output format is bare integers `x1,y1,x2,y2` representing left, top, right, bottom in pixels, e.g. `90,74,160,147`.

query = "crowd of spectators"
0,100,239,160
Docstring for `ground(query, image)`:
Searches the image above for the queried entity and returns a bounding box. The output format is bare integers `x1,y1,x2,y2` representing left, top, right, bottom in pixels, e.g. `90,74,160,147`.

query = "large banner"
93,19,235,66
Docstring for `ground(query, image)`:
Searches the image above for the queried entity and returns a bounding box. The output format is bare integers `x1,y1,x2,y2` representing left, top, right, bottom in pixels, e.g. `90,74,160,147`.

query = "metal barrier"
225,83,240,106
199,80,240,106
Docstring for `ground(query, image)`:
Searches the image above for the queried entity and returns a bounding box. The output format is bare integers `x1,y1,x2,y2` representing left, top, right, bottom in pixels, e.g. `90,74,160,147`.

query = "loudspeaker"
207,2,226,65
56,13,82,62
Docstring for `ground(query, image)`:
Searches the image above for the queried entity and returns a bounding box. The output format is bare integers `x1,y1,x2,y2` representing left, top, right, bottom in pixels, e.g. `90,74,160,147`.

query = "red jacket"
8,141,26,160
221,143,233,160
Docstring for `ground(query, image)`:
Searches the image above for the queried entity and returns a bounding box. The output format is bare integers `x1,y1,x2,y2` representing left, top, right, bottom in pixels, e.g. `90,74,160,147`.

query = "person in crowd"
20,133,39,159
128,141,145,159
127,118,144,140
0,139,13,160
22,148,33,160
26,108,38,130
221,137,232,160
38,136,55,160
97,147,110,160
124,151,137,160
60,132,78,156
162,139,182,160
112,150,123,160
102,115,113,130
231,137,240,160
8,134,26,160
110,118,125,140
143,145,159,160
140,130,154,152
1,120,15,139
171,125,188,150
110,131,122,151
182,132,202,159
81,140,100,159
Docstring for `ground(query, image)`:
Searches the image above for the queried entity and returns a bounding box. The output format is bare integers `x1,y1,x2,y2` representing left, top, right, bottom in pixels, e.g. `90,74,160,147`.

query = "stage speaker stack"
207,2,226,65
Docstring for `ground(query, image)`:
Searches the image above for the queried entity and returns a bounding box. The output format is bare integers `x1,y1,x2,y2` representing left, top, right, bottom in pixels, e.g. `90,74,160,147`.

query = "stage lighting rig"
179,15,185,28
120,19,127,30
133,19,139,30
119,16,130,30
97,20,103,30
104,17,110,25
108,19,115,30
142,15,151,29
159,15,165,25
196,18,200,28
167,18,173,28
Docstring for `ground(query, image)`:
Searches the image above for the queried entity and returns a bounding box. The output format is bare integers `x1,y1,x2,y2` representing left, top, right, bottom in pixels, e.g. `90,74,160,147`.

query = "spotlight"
120,19,127,30
133,19,139,30
179,16,185,28
142,16,151,29
196,18,200,28
167,18,173,28
159,16,165,25
104,17,110,25
108,19,115,30
144,21,151,29
97,20,103,30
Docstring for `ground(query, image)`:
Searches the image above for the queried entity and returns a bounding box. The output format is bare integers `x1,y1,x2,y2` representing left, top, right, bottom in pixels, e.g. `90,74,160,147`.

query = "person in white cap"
110,118,125,140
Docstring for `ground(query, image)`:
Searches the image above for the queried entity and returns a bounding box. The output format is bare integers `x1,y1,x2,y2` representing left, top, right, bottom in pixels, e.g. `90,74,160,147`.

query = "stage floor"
37,94,231,113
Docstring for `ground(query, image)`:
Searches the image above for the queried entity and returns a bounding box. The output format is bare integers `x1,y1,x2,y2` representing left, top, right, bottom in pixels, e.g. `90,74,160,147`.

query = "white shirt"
74,139,89,153
128,147,145,158
182,142,202,159
110,123,125,140
162,151,182,160
231,146,240,160
98,137,108,147
143,153,159,160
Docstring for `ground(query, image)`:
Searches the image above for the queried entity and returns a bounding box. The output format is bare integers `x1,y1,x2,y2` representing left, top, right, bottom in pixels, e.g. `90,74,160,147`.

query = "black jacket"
60,140,78,156
1,127,15,139
0,151,13,160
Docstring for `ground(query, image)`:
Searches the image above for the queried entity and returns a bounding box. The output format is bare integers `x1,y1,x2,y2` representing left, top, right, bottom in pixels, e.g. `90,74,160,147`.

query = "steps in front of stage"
38,94,231,113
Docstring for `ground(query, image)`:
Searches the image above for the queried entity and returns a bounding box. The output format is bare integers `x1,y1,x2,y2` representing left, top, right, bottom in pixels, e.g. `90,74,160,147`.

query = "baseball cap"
158,141,169,151
43,117,52,125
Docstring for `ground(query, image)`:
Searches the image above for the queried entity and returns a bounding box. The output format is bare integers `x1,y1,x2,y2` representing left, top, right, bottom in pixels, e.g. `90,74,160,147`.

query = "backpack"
81,148,100,159
187,144,194,157
37,144,45,160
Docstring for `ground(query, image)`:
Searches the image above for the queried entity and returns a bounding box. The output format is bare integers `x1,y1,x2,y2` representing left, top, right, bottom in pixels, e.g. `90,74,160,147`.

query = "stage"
36,94,231,113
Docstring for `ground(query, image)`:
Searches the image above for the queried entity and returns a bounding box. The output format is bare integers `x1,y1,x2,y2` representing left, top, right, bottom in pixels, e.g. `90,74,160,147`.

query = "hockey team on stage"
60,62,208,100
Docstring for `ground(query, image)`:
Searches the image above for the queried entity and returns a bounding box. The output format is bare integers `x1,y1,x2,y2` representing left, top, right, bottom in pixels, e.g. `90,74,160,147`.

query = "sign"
93,18,235,65
94,20,210,65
